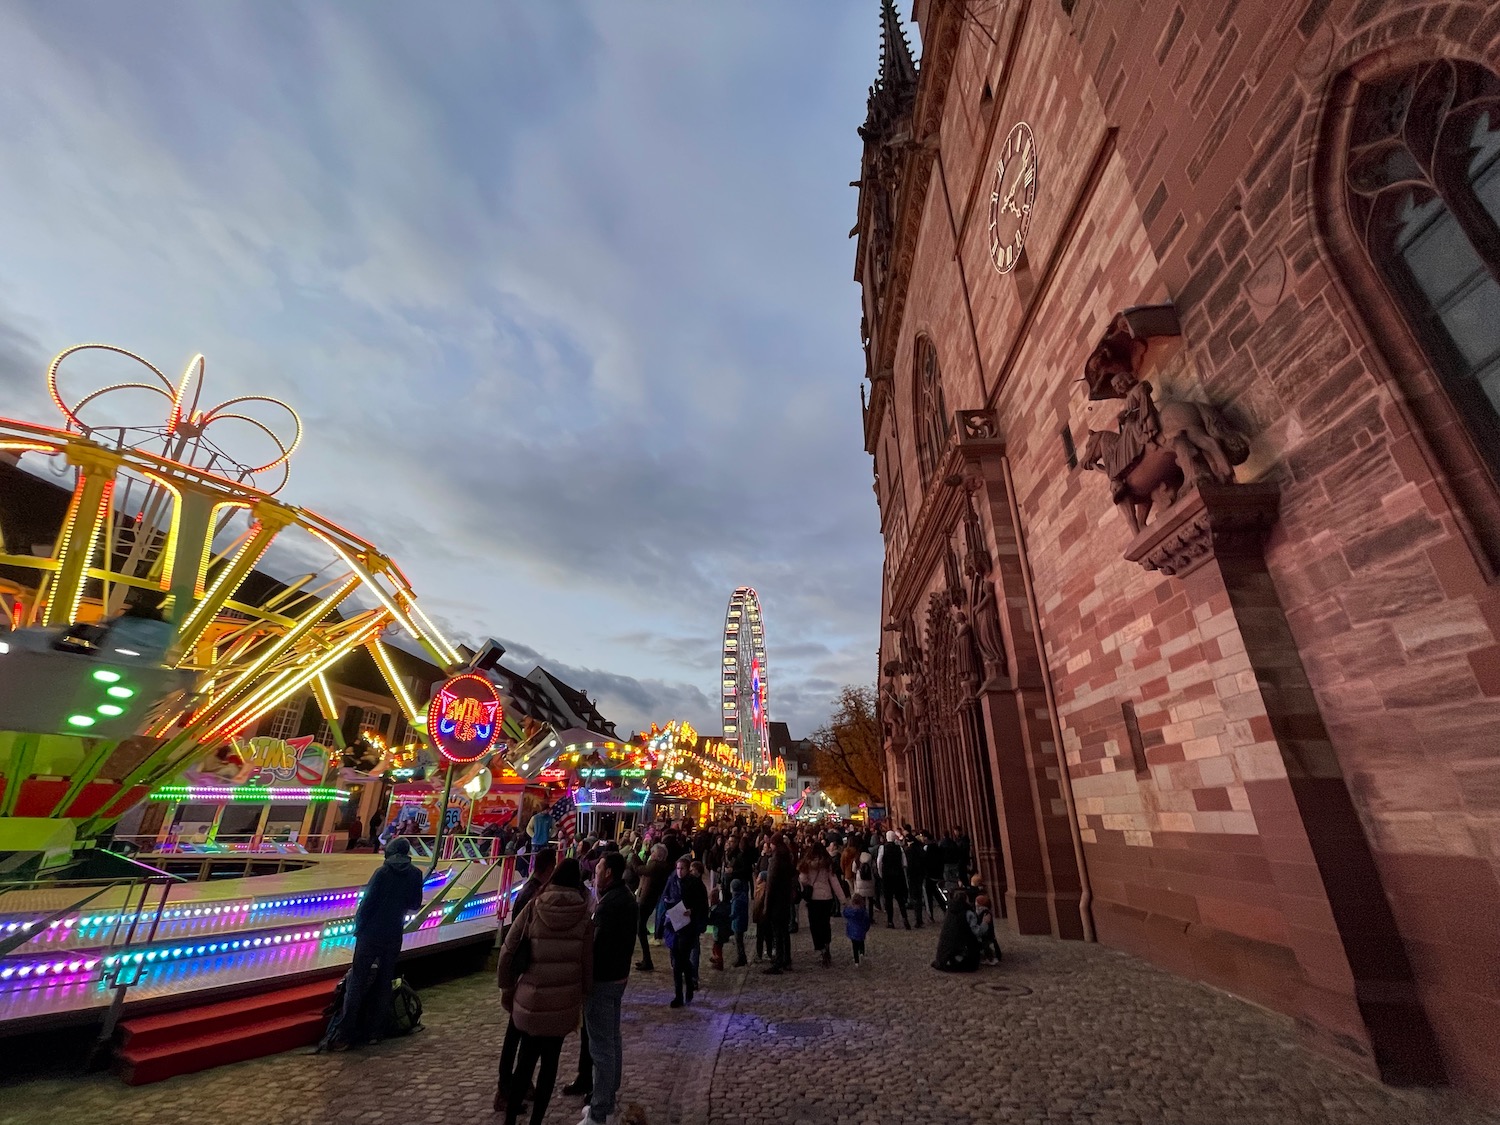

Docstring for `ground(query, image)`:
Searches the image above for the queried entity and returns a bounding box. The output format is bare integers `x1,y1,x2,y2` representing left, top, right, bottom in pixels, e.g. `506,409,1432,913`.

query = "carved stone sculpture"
958,409,999,440
952,598,981,700
970,565,1006,682
900,612,928,731
1080,368,1250,534
961,486,1007,681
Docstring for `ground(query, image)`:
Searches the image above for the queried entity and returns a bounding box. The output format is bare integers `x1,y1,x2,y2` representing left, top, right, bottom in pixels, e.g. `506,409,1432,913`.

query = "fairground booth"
548,721,786,838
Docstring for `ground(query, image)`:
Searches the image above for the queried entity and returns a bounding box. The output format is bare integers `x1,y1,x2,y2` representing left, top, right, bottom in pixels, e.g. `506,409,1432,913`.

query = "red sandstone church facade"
857,0,1500,1095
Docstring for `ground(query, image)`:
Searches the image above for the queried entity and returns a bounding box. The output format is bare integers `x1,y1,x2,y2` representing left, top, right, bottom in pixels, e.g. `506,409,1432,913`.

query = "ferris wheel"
720,586,770,771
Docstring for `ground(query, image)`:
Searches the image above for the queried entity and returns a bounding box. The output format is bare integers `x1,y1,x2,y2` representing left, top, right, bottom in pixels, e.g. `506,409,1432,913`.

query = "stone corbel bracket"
1083,303,1183,400
1123,481,1281,578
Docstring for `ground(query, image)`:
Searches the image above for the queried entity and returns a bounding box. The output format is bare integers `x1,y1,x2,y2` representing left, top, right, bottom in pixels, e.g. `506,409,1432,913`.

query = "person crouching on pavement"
932,884,982,973
842,893,873,966
973,893,1003,964
320,837,424,1050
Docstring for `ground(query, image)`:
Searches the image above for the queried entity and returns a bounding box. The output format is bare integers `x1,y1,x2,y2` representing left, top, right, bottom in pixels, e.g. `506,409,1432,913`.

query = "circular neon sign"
426,673,503,764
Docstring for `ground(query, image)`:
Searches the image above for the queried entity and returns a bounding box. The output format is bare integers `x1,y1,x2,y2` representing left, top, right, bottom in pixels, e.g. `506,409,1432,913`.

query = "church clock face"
988,122,1038,274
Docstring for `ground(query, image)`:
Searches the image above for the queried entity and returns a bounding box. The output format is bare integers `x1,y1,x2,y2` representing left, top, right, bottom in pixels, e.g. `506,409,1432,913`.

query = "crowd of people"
325,811,1003,1125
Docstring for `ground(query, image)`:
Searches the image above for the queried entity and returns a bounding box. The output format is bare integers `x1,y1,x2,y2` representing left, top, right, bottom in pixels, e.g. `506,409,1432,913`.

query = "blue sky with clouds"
0,1,904,737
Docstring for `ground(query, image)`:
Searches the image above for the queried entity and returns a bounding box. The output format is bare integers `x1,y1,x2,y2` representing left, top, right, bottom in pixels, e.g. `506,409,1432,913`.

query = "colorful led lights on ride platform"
146,785,346,803
0,872,476,985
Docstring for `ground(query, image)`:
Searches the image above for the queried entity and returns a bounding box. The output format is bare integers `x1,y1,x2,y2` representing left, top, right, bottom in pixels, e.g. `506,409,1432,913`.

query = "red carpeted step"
116,1008,329,1085
117,979,336,1053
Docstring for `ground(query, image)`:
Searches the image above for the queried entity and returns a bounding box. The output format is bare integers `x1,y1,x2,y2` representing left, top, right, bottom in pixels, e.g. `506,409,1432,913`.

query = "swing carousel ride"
0,346,507,1035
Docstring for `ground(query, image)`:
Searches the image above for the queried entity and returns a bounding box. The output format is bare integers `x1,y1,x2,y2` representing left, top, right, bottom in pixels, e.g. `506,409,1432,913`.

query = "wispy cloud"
0,0,889,736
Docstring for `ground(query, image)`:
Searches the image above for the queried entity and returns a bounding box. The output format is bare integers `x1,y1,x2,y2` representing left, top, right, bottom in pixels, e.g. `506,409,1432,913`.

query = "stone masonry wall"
1061,0,1500,1092
876,0,1500,1093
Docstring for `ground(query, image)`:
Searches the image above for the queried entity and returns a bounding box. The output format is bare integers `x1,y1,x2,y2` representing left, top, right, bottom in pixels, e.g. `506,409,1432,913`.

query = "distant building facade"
857,0,1500,1093
770,720,820,814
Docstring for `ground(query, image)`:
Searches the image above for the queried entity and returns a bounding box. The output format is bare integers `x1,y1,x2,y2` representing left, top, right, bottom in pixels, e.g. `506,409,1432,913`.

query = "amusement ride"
0,345,465,866
0,346,785,1076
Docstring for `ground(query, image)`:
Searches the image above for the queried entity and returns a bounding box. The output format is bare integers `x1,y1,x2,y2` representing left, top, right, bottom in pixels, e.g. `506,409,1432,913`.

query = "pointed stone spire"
879,0,918,92
861,0,919,141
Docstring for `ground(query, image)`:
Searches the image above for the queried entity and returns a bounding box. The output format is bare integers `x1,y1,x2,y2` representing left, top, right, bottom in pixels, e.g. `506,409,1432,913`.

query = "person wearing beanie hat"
320,834,424,1050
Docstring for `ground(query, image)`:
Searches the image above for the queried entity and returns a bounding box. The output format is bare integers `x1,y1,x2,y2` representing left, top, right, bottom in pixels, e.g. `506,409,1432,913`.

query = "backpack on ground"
322,968,423,1038
388,977,423,1036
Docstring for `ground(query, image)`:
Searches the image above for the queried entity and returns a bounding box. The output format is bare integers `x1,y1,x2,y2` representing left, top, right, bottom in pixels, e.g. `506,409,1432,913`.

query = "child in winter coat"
708,880,732,970
842,893,873,965
729,877,750,967
852,851,878,916
751,871,771,961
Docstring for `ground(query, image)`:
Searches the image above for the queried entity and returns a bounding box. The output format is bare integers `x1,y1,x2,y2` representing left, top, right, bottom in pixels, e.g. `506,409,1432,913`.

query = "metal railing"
109,832,341,856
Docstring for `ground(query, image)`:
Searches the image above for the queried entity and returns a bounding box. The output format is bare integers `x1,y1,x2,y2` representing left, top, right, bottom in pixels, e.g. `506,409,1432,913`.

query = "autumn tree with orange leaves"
810,684,885,808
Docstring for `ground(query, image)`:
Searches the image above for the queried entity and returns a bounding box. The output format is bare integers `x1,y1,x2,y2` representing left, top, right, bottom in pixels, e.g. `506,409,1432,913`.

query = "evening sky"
0,1,903,738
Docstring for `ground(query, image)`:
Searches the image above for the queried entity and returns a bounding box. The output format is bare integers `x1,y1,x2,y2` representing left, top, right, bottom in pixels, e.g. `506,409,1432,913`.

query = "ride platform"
0,851,516,1037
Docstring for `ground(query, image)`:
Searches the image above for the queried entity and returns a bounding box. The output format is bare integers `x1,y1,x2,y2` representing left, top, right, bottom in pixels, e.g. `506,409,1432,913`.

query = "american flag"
552,793,577,848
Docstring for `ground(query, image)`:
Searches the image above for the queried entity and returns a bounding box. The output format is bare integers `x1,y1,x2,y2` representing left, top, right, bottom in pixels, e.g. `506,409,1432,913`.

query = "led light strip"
66,479,115,625
1,876,474,982
147,785,347,802
137,471,184,591
369,638,422,723
0,873,449,940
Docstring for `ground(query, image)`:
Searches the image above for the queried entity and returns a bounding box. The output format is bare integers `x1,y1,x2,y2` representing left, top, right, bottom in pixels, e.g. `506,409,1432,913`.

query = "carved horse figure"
1081,399,1250,534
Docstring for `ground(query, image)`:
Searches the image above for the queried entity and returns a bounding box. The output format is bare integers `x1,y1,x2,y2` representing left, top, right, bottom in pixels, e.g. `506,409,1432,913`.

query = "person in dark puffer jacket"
497,859,592,1125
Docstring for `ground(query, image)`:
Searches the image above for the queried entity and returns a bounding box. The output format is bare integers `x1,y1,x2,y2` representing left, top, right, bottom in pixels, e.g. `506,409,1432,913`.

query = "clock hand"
998,176,1019,218
1005,163,1030,216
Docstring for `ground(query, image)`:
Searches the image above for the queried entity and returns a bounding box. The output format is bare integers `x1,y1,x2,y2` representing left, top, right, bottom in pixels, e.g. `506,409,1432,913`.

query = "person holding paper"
660,855,708,1008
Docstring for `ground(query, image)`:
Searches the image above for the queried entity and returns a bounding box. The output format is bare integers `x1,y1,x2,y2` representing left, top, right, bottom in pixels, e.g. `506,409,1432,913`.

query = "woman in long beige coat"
498,857,593,1125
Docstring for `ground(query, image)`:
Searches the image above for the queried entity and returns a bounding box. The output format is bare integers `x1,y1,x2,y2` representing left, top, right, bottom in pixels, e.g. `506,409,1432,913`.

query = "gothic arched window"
1346,58,1500,478
915,337,951,489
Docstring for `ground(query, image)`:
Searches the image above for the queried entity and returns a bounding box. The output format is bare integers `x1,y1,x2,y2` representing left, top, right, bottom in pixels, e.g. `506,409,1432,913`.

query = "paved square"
2,925,1496,1125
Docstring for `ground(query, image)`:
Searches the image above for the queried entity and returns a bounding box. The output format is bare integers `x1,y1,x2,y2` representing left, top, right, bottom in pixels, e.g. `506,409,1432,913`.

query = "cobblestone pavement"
2,923,1498,1125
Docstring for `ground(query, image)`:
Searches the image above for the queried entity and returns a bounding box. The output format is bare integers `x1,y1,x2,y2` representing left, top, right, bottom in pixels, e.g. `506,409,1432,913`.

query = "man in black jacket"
581,852,638,1124
321,837,423,1049
906,833,929,929
938,830,963,893
763,835,799,973
876,831,912,930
